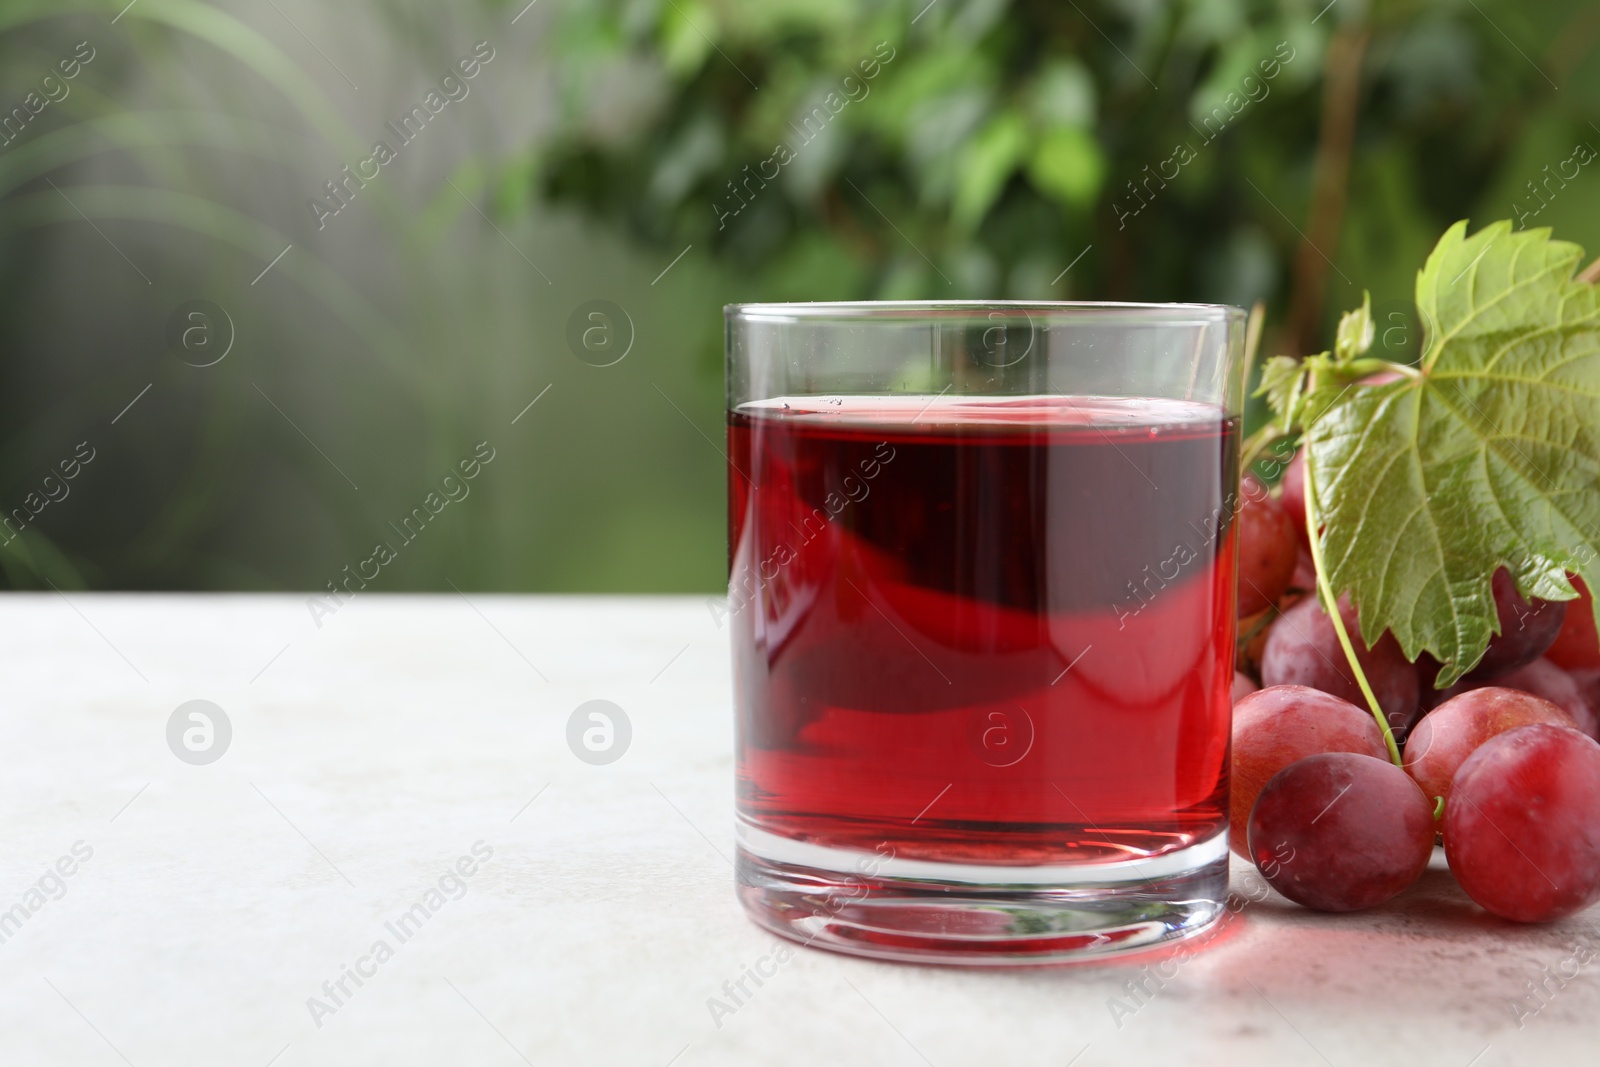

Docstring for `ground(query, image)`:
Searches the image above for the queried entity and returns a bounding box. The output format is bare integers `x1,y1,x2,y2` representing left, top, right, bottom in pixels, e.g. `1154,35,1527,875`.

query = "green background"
1,0,1596,593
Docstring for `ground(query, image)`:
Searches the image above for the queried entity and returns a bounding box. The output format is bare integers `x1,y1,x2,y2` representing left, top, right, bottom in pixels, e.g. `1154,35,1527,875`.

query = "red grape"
1487,658,1597,738
1422,657,1597,738
1279,448,1307,547
1443,723,1600,922
1289,544,1317,593
1231,671,1258,703
1414,655,1448,713
1546,575,1600,671
1241,601,1292,677
1236,475,1298,617
1464,569,1567,681
1568,667,1600,740
1229,685,1390,856
1261,594,1419,735
1403,686,1573,806
1248,752,1435,912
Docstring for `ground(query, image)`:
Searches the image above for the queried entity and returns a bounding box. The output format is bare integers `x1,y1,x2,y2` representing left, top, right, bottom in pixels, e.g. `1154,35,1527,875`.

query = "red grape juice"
729,395,1237,868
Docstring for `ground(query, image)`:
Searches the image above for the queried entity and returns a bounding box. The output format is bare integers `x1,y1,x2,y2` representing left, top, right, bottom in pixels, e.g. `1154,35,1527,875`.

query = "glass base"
735,823,1229,966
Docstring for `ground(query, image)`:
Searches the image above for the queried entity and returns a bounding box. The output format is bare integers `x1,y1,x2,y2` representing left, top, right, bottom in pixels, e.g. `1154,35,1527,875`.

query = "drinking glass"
725,301,1246,964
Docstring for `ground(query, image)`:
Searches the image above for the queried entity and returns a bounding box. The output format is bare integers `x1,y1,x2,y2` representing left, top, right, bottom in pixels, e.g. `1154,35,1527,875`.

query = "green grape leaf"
1334,290,1374,362
1305,220,1600,686
1256,354,1307,430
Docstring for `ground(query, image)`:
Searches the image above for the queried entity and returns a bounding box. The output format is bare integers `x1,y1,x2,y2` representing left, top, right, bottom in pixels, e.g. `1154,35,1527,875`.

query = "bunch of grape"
1230,450,1600,921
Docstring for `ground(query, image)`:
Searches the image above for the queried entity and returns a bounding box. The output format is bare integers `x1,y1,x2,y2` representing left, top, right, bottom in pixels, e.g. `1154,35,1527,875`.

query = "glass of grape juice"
726,302,1247,964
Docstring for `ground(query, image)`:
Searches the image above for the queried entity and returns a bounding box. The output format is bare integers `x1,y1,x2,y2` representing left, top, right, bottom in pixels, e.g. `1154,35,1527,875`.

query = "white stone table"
0,594,1594,1066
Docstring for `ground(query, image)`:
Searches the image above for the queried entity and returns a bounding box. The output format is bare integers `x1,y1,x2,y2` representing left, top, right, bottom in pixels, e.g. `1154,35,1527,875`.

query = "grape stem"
1341,357,1419,380
1301,456,1404,766
1239,425,1289,473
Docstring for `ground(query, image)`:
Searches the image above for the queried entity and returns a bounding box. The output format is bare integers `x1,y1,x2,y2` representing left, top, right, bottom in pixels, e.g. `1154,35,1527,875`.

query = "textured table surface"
0,593,1595,1066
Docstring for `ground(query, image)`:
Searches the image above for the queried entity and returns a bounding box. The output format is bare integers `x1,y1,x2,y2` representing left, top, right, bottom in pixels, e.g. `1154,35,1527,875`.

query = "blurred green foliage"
0,0,1596,593
524,0,1600,320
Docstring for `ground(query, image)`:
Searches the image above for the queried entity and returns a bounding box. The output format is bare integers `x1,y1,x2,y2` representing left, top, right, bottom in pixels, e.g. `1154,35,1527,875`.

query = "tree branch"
1287,24,1370,357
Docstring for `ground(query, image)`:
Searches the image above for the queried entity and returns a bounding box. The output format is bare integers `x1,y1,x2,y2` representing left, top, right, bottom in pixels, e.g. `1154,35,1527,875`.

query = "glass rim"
725,300,1247,324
